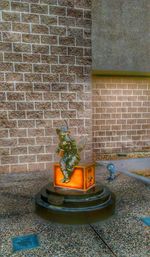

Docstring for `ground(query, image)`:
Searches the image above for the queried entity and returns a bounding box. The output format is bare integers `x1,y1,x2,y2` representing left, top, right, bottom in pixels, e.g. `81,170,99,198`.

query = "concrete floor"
0,165,150,257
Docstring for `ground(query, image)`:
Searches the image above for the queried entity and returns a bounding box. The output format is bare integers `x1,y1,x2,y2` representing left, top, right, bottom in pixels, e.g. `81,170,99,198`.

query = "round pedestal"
35,183,115,224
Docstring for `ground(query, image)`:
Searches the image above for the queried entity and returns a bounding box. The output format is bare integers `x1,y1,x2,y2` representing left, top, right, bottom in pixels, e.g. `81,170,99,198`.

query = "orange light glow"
54,163,95,191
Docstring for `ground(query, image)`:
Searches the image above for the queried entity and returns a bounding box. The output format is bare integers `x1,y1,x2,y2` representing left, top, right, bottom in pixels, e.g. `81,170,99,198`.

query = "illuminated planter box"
54,163,95,191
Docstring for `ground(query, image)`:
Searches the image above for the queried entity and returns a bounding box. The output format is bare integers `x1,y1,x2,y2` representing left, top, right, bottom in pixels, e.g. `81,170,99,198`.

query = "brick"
41,35,57,45
32,44,49,54
9,111,26,119
22,34,40,43
41,15,57,25
76,18,91,28
61,110,76,118
61,92,76,101
11,2,29,12
41,55,58,64
50,26,66,36
59,56,75,64
0,53,3,62
67,8,83,18
23,53,40,63
0,138,17,147
17,102,34,110
84,10,91,19
0,129,8,138
49,6,66,16
52,102,68,110
32,24,49,34
59,36,75,46
18,120,35,128
4,53,22,62
12,23,30,33
43,74,59,82
36,136,52,145
36,119,52,128
69,102,84,111
51,65,67,74
15,63,32,72
28,163,45,172
0,147,9,156
22,13,40,23
10,129,27,138
51,46,67,55
37,154,52,162
24,73,42,82
68,47,83,56
0,117,17,128
21,0,40,3
2,11,20,22
2,32,21,42
0,42,12,51
75,0,91,9
29,145,44,154
11,164,27,173
58,0,74,7
68,66,83,75
84,47,91,56
76,56,91,65
33,64,50,73
19,155,36,163
60,74,75,83
28,128,45,137
19,137,35,145
43,92,59,100
34,83,50,91
44,110,60,119
40,0,57,4
1,156,18,165
11,146,27,155
0,21,11,31
69,83,83,92
69,119,84,127
16,83,33,91
45,127,54,136
0,63,13,71
84,29,91,39
0,1,10,10
26,92,43,101
77,74,90,83
31,4,48,14
59,17,75,26
35,102,51,110
6,73,23,82
7,92,25,101
27,111,43,119
68,27,83,38
13,43,31,53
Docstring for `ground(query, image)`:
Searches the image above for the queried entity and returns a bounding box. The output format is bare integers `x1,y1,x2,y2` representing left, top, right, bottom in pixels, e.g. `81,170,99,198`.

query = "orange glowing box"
54,163,95,191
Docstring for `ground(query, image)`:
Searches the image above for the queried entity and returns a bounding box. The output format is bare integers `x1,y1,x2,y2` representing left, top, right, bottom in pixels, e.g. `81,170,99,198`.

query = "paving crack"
89,224,118,257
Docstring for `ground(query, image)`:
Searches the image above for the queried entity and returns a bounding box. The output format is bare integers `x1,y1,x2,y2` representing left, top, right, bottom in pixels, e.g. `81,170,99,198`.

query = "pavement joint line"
89,224,118,257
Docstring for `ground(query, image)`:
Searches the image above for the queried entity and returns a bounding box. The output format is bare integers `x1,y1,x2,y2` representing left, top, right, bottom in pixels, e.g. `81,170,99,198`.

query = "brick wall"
92,77,150,160
0,0,92,173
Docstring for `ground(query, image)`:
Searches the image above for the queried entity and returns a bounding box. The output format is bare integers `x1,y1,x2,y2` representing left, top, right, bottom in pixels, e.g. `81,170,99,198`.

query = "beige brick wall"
92,77,150,160
0,0,92,173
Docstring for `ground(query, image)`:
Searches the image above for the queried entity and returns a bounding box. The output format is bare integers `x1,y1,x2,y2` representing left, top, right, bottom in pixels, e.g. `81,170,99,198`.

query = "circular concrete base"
35,183,115,224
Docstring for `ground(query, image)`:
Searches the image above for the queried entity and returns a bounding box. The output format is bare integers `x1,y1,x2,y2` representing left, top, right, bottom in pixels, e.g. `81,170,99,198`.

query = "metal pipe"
96,161,150,184
117,168,150,184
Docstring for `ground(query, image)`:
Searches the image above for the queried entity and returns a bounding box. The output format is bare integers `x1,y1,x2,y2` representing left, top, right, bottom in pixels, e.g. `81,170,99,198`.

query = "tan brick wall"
0,0,92,173
92,77,150,160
